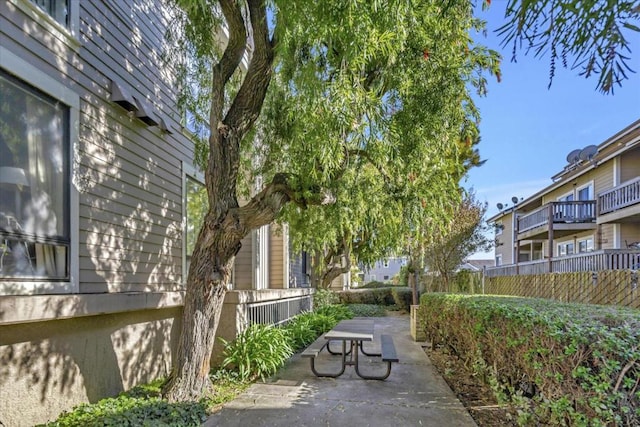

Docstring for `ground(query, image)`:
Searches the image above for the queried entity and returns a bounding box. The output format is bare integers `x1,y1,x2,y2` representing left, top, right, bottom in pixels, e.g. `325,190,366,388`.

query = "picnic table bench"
301,319,398,380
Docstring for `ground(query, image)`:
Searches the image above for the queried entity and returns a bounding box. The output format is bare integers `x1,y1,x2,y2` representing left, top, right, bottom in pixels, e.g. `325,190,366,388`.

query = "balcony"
516,201,597,240
597,177,640,223
485,249,640,277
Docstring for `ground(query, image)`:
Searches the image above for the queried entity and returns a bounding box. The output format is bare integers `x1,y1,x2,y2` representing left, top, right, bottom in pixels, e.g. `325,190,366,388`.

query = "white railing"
517,201,597,233
246,295,312,325
598,177,640,215
485,249,640,277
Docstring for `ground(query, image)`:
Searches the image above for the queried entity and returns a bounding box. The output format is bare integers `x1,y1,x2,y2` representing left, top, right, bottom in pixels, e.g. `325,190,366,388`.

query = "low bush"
391,287,413,312
39,379,208,427
419,293,640,426
313,288,340,308
336,288,395,306
360,280,393,289
347,304,387,317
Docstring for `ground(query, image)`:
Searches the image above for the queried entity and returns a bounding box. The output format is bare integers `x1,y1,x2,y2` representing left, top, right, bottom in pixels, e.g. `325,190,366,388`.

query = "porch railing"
517,201,596,233
598,177,640,215
485,249,640,277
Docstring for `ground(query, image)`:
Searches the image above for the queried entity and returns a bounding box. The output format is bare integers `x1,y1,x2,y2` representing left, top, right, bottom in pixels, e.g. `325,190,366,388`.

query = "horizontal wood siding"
621,223,640,247
2,0,198,293
620,146,640,184
598,224,616,249
495,214,513,264
269,226,284,288
234,234,253,290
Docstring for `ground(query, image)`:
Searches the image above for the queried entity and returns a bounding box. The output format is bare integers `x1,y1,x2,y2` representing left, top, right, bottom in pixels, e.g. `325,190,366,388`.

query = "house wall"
495,212,514,265
233,233,254,290
269,225,286,289
619,146,640,183
363,257,406,283
0,1,216,425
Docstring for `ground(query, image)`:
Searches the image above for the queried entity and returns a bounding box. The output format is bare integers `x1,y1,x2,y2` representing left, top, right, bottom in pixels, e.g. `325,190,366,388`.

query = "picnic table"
301,318,398,380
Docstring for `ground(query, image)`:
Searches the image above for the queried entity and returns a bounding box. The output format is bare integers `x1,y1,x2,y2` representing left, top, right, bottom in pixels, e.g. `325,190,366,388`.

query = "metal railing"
517,201,597,233
246,294,312,325
485,249,640,277
598,177,640,215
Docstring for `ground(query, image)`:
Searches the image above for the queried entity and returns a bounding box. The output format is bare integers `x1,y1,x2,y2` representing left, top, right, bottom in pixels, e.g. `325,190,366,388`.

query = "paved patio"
203,315,476,426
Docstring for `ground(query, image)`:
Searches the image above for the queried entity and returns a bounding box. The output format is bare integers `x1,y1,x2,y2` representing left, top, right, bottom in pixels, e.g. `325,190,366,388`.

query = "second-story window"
31,0,69,27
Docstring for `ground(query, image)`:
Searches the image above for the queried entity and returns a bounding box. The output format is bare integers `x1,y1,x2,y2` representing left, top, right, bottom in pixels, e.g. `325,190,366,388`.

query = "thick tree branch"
224,0,275,139
229,173,335,233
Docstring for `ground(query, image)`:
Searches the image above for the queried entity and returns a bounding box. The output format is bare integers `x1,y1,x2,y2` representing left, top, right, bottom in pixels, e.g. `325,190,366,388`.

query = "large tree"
162,0,498,402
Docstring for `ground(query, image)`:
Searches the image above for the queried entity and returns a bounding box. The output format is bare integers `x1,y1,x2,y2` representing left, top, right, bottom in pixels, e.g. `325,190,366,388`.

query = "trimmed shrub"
391,287,412,311
347,304,387,317
313,288,340,309
360,280,392,289
336,288,395,306
419,293,640,426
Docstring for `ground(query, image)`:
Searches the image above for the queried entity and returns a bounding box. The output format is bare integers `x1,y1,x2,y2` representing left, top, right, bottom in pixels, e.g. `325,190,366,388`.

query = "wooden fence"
482,270,640,309
423,270,640,309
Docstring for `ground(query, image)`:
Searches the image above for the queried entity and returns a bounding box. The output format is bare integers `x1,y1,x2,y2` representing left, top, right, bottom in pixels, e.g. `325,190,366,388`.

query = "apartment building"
488,119,640,275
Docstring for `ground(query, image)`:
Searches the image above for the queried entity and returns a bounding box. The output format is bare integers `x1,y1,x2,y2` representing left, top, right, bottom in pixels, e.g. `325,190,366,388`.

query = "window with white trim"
557,242,575,257
0,70,70,281
578,238,594,253
31,0,69,27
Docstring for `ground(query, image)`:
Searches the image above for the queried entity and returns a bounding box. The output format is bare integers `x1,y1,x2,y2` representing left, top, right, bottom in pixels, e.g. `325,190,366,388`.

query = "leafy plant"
220,323,294,381
39,381,208,427
419,293,640,425
347,304,387,317
313,288,340,309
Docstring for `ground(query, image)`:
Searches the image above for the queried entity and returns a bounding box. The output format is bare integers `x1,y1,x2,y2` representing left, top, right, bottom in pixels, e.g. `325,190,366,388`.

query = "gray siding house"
361,257,407,284
0,1,311,425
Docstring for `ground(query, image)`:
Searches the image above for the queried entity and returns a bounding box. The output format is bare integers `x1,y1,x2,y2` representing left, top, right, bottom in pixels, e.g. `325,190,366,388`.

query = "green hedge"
336,287,401,306
419,293,640,426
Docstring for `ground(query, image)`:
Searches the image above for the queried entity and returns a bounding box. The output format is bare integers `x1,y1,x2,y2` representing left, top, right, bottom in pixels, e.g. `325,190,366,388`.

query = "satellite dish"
511,196,519,204
579,145,598,161
566,149,581,164
496,203,504,210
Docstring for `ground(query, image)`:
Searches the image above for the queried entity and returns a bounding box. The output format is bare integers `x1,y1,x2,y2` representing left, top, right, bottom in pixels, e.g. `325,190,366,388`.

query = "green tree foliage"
497,0,640,93
161,0,498,402
420,191,492,289
262,1,500,287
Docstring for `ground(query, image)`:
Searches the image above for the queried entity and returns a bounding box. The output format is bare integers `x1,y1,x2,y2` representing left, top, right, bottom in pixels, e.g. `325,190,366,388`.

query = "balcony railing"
485,249,640,277
517,201,597,233
598,177,640,215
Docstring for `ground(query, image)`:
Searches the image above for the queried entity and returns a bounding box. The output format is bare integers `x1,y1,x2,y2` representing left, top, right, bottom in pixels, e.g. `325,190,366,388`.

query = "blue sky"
465,2,640,259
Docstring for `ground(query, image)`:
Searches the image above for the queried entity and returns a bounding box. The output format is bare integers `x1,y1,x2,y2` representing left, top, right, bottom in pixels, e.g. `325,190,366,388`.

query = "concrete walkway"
203,315,476,427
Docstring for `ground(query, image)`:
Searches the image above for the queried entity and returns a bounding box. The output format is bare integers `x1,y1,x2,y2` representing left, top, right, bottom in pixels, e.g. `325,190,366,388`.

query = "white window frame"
495,220,503,236
557,241,575,257
577,237,594,253
0,47,79,295
10,0,80,51
576,182,594,201
495,254,502,266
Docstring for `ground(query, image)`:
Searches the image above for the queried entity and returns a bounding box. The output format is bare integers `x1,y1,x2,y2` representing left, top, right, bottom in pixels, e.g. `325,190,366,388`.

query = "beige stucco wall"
0,306,181,427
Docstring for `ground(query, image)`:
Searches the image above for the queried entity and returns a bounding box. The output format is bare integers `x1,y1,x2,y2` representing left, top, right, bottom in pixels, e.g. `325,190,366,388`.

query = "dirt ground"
424,344,518,427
